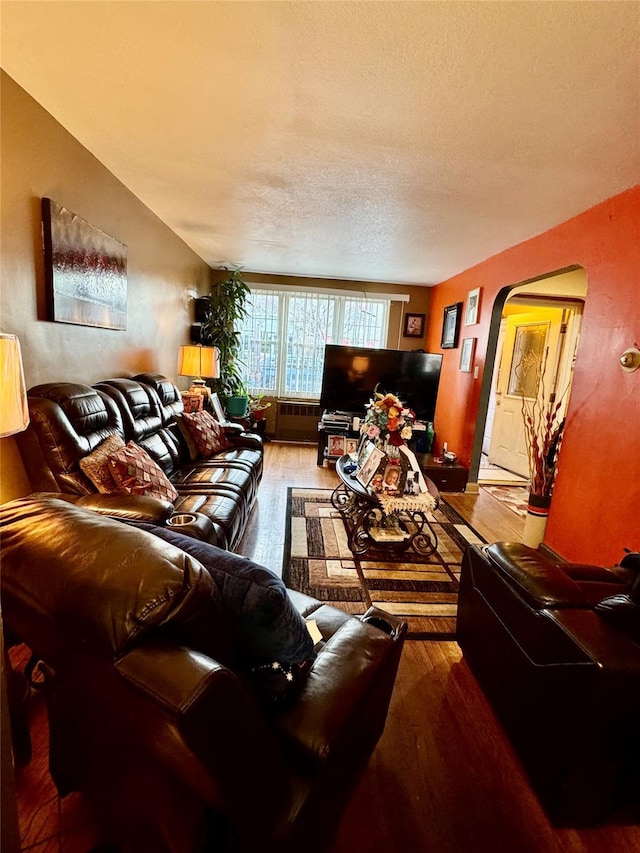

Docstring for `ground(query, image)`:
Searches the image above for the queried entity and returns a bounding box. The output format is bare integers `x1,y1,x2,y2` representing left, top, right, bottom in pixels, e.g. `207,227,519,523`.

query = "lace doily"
377,492,436,514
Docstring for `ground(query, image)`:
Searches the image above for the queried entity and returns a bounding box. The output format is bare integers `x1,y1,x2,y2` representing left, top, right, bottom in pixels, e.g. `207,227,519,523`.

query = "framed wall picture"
460,337,476,372
441,302,462,349
42,197,128,330
403,312,425,338
464,287,481,325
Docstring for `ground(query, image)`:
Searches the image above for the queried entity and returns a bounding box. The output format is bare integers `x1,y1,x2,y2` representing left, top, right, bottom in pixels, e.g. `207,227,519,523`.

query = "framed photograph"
210,392,227,424
403,312,425,338
459,337,476,372
345,437,359,456
356,445,385,488
464,287,481,325
327,434,346,458
441,302,462,349
42,197,127,330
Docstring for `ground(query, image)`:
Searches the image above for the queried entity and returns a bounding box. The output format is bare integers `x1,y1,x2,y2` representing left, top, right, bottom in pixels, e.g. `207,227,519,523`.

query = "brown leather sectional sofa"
16,372,262,550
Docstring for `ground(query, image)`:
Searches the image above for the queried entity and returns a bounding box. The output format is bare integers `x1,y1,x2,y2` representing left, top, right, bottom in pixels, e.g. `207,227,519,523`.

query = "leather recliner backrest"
96,378,186,476
16,382,124,494
133,373,183,426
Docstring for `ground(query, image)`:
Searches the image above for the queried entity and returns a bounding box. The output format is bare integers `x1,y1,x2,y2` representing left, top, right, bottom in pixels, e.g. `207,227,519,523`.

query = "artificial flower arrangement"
360,389,415,448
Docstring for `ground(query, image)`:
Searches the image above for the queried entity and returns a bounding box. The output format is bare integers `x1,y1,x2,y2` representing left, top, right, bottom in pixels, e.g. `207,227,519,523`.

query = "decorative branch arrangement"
517,347,566,498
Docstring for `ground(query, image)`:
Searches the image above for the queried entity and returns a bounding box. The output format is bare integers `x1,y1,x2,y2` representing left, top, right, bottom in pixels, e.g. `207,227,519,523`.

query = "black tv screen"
319,345,442,422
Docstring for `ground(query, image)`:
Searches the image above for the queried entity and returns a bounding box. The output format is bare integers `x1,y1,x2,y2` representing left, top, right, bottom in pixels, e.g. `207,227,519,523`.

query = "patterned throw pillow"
181,409,232,457
79,433,125,493
107,441,178,504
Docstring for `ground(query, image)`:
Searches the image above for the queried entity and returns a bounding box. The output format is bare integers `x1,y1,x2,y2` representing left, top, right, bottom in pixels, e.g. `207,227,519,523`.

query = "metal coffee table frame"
331,455,441,557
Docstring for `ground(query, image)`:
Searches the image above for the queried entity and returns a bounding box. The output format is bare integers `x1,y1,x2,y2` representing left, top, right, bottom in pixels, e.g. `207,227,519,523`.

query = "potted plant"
249,393,271,420
517,347,567,547
198,265,249,412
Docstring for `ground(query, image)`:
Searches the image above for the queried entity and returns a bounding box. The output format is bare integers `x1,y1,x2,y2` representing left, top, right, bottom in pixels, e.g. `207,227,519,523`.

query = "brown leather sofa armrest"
74,493,174,523
273,612,406,769
227,432,263,451
486,542,589,609
115,643,289,827
547,608,640,675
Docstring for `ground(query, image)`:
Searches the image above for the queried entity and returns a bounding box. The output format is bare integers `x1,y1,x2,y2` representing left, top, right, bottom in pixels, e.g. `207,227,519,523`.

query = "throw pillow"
181,409,232,457
128,522,316,678
108,441,178,504
79,433,125,493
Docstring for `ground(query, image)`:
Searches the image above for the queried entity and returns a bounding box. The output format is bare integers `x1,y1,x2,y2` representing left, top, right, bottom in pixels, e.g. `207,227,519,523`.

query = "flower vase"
523,492,551,548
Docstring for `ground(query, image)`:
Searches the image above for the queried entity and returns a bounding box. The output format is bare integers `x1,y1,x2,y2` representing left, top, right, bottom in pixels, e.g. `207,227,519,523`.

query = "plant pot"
523,492,551,548
250,405,269,421
226,395,249,418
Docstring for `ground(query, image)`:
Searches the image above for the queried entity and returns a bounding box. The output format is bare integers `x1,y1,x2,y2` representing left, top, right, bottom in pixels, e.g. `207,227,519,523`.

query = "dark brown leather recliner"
457,542,640,826
1,494,407,853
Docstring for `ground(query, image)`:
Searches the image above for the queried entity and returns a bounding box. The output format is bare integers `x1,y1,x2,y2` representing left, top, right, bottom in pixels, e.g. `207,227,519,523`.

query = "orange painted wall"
425,185,640,565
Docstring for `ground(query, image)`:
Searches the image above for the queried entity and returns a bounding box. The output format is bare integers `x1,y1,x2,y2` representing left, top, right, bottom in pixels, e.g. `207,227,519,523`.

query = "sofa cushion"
180,410,233,457
131,523,315,669
108,441,179,504
79,433,125,493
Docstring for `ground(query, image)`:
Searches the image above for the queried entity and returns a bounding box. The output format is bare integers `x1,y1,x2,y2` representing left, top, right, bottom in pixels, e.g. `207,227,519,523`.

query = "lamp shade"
0,334,29,437
177,345,220,380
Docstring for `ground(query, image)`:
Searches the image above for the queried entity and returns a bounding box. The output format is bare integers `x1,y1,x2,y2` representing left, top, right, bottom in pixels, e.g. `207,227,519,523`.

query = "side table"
415,453,468,492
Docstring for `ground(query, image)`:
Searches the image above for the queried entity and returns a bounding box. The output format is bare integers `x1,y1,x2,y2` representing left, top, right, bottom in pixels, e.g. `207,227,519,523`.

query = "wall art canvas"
42,198,127,330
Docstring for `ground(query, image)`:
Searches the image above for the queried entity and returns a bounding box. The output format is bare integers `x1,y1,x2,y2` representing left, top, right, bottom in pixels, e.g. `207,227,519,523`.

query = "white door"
488,308,566,477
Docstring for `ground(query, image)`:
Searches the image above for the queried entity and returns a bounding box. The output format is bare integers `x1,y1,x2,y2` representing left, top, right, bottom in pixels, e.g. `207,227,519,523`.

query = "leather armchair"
1,494,406,852
457,542,640,826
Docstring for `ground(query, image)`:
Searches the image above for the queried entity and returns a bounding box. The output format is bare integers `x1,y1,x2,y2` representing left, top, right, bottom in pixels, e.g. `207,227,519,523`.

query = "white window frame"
239,284,408,399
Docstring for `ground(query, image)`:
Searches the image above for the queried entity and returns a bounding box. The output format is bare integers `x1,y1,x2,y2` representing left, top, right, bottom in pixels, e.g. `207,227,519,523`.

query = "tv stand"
317,411,360,466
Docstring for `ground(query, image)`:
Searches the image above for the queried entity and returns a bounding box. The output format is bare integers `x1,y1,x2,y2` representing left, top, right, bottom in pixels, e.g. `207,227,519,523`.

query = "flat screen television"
319,344,443,422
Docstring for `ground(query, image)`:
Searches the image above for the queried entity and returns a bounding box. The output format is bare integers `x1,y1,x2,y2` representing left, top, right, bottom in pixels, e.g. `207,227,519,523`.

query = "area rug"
282,487,485,640
481,484,529,518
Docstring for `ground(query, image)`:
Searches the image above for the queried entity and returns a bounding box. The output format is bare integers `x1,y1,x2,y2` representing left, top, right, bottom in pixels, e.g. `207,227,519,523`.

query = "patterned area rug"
481,484,529,518
282,487,485,639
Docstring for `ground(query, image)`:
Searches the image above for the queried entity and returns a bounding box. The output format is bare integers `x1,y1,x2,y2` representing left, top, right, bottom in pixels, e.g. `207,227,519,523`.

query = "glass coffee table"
331,455,440,557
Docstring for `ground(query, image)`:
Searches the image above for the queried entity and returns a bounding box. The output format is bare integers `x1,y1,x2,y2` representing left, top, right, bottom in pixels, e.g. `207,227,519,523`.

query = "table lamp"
0,333,29,437
177,344,220,395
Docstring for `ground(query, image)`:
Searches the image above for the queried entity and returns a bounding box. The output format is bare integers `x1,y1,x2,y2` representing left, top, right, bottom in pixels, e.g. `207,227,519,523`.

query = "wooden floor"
11,442,639,852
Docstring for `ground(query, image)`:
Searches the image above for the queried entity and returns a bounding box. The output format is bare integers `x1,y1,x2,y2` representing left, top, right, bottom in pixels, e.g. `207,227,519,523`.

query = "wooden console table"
331,456,440,557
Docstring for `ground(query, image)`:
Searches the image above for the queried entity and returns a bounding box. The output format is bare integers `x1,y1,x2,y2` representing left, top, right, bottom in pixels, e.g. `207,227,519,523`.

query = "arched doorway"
468,266,588,489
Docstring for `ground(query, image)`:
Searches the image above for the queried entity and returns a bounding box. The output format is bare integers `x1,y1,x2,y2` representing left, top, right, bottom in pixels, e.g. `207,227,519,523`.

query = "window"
238,288,391,398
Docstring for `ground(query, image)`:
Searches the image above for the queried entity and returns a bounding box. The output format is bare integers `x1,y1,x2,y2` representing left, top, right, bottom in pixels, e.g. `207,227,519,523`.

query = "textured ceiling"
2,1,639,285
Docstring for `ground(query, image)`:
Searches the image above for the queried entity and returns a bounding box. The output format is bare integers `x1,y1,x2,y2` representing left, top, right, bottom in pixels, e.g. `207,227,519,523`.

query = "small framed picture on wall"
441,302,462,349
464,287,481,325
403,312,425,338
459,338,476,372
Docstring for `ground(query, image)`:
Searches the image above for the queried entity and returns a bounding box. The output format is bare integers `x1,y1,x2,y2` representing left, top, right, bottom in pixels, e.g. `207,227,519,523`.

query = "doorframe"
467,264,586,491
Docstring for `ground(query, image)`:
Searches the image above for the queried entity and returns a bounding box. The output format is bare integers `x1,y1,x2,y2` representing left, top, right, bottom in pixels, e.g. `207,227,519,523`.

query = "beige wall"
0,73,433,501
1,72,211,500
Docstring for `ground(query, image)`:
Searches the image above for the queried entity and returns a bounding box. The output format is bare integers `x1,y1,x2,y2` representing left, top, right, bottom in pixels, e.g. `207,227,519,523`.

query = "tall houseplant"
199,266,249,406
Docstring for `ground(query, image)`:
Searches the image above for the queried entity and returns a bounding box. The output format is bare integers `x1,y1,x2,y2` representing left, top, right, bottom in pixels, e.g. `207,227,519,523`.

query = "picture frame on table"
403,312,425,338
345,437,359,456
459,337,476,373
327,434,346,458
441,302,462,349
210,392,227,424
356,445,386,488
464,287,481,325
